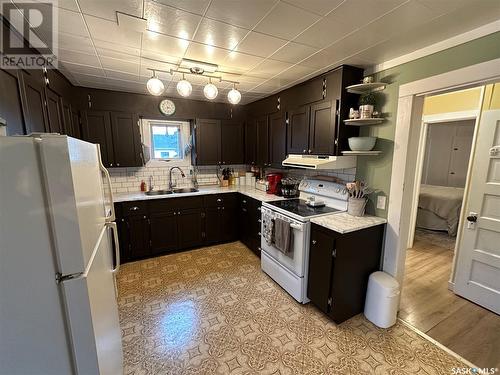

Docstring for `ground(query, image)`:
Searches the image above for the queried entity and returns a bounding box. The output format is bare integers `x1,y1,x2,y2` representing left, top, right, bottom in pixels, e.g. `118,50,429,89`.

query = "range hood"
282,154,356,170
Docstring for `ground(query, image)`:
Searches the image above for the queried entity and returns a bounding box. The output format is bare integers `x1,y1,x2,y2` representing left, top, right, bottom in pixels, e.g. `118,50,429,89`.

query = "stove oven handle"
289,223,303,231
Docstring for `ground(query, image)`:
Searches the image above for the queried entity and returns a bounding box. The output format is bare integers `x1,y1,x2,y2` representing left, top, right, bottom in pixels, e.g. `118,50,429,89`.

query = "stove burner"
267,199,342,218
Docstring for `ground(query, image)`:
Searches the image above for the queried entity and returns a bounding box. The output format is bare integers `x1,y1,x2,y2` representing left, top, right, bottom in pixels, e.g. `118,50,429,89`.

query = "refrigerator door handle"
97,145,115,223
107,222,120,274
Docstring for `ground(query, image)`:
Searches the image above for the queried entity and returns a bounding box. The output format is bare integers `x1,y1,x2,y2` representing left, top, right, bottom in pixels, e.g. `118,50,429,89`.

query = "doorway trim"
407,110,479,250
382,57,500,286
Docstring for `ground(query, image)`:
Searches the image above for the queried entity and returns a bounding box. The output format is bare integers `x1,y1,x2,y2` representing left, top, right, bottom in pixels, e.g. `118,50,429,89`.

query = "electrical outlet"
377,195,386,210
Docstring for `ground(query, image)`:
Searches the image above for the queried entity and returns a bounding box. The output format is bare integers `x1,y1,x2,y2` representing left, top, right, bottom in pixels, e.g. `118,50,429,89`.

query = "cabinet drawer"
204,193,238,207
122,201,148,216
175,196,204,210
148,198,176,213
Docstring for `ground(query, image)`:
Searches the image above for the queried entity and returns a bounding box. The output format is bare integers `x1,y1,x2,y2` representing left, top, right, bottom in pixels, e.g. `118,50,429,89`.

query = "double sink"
144,188,199,196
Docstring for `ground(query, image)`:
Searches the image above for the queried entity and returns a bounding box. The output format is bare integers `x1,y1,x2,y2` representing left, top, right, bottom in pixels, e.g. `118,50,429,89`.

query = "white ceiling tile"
49,0,80,12
57,9,89,37
142,32,189,58
235,32,287,58
273,64,316,81
58,49,100,66
140,50,180,67
254,2,321,40
268,42,318,64
60,62,105,76
96,48,141,63
92,40,141,57
414,0,474,15
361,1,436,40
152,0,211,15
144,2,202,40
58,33,95,54
282,0,345,15
248,59,294,79
223,51,264,71
104,69,140,82
100,56,139,74
78,0,143,22
293,17,354,49
184,42,231,65
85,15,142,48
206,0,278,29
193,18,249,50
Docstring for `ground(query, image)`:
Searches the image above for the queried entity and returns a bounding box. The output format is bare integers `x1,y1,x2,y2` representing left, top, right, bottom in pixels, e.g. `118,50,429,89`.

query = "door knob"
466,215,477,222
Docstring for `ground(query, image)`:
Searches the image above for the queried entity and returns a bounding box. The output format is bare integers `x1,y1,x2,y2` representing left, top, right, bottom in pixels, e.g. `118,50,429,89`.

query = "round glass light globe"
146,77,164,96
203,83,218,100
176,79,192,97
227,88,241,104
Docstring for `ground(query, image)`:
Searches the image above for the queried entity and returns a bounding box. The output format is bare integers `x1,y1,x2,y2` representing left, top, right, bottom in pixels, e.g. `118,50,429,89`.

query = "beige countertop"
310,212,387,234
113,185,287,203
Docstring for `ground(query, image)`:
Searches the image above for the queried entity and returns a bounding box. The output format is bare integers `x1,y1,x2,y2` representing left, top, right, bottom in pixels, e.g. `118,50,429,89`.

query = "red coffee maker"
266,173,282,194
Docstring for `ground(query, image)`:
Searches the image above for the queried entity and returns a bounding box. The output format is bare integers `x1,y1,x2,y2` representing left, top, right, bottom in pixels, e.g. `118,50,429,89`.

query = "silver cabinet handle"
242,200,247,204
129,206,139,211
258,219,262,223
312,240,317,245
217,198,222,202
116,163,120,166
258,232,261,236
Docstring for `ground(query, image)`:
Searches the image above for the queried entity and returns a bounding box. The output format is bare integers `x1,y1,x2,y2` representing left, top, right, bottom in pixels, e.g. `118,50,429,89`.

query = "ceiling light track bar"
146,67,239,85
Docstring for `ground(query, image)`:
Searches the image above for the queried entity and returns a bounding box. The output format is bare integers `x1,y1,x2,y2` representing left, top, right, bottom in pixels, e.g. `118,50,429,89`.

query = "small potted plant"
359,92,376,119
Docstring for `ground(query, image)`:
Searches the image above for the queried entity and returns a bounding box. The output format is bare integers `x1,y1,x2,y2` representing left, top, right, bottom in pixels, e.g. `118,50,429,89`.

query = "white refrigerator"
0,134,123,374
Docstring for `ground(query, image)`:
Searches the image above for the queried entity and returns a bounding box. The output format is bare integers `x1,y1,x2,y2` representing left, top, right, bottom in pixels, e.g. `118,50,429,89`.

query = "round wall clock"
159,99,175,116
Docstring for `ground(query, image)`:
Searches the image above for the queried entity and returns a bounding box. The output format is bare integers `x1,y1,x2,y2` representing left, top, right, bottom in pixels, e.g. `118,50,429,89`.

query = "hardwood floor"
400,229,500,369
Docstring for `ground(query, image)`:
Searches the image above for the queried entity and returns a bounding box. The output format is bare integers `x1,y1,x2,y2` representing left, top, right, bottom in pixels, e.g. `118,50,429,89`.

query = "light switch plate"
377,195,386,210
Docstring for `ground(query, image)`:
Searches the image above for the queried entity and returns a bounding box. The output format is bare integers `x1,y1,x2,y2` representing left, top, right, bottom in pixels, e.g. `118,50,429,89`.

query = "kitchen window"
140,119,191,166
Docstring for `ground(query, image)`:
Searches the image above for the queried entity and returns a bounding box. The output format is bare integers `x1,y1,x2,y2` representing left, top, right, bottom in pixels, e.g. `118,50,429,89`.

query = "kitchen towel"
274,218,293,255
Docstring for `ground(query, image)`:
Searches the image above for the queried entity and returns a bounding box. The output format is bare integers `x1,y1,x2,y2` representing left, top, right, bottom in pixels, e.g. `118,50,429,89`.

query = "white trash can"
364,271,400,328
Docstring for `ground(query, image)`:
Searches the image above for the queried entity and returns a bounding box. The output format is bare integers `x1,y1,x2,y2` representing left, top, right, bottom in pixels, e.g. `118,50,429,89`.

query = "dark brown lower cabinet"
308,223,385,323
116,193,244,263
239,195,261,256
177,208,204,249
150,212,177,254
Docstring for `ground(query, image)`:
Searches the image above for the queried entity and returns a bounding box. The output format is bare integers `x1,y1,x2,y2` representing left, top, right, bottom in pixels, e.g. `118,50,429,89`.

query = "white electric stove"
260,179,349,303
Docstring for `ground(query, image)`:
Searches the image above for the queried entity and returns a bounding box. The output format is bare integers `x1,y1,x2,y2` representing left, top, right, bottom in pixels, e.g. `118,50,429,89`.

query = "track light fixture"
203,78,218,100
146,70,164,96
227,83,241,105
176,73,192,97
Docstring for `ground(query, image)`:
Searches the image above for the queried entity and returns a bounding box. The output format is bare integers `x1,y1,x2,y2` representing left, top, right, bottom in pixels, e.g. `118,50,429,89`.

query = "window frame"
150,122,183,161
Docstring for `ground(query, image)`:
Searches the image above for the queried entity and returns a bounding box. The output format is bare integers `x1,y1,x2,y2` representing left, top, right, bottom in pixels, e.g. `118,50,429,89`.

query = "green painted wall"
357,31,500,217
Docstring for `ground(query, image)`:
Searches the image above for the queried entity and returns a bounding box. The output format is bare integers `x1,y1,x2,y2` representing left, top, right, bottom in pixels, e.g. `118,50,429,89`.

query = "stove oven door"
260,207,308,277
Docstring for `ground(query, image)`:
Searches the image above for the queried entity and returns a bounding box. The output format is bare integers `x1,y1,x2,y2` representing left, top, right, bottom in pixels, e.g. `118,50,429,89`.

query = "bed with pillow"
416,184,464,236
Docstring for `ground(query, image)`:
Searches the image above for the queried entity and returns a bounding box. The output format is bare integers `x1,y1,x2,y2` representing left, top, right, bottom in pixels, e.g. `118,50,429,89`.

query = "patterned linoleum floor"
117,242,467,374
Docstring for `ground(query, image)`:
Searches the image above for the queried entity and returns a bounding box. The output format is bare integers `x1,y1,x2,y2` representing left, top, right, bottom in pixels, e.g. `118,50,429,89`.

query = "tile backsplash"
107,164,356,194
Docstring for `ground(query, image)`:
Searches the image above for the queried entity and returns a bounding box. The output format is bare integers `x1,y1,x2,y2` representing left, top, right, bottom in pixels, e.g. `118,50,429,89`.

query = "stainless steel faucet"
148,175,154,191
168,167,186,190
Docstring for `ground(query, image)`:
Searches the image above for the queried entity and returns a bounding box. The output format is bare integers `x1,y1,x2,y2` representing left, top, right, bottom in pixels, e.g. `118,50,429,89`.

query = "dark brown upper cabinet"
194,118,245,166
244,121,257,165
256,115,270,166
286,105,310,154
20,71,48,134
82,110,114,167
193,118,221,166
221,119,244,165
0,69,25,135
309,100,337,155
269,111,287,167
110,111,141,167
45,87,64,134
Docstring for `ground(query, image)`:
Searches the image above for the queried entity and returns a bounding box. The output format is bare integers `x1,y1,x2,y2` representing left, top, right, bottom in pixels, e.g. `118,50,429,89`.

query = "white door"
454,109,500,314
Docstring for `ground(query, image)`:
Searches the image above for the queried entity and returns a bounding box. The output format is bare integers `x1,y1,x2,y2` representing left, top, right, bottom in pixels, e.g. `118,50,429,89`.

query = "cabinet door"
244,120,257,165
309,101,336,155
82,110,114,167
71,111,81,139
287,105,310,154
177,208,204,249
221,119,244,164
125,215,151,259
308,225,335,314
45,88,64,134
195,119,221,165
61,99,74,137
269,112,286,167
150,213,178,254
256,115,269,166
110,111,141,167
221,205,239,242
205,207,221,243
0,69,25,135
21,71,48,133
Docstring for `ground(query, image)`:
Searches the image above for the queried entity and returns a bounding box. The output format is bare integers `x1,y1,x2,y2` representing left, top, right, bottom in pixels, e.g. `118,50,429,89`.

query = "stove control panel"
299,179,348,200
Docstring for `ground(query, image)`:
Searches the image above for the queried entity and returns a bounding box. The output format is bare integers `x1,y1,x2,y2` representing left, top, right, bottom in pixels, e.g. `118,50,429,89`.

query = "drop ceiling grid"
26,0,500,103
